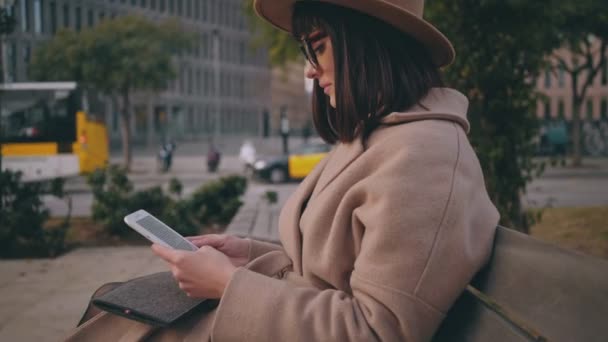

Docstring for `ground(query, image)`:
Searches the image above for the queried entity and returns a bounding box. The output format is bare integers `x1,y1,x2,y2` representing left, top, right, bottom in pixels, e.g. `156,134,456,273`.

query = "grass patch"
530,206,608,259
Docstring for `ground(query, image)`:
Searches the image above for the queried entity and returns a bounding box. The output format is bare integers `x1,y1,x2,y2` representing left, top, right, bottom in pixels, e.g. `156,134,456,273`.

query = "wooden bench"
433,226,608,342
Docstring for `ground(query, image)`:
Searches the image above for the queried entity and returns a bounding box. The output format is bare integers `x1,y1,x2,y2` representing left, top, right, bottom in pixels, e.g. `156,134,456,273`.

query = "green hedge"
88,166,247,238
0,171,70,258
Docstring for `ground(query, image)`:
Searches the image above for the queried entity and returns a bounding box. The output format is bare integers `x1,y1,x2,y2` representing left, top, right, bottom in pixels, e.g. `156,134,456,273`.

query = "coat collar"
380,87,470,133
312,87,469,198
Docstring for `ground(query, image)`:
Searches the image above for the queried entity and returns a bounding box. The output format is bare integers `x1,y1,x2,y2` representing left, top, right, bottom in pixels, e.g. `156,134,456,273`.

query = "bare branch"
551,54,571,76
580,39,607,102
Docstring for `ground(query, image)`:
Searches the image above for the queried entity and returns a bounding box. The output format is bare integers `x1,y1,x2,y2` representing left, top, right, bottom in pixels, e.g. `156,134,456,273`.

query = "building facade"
4,0,279,147
535,40,608,155
536,47,608,122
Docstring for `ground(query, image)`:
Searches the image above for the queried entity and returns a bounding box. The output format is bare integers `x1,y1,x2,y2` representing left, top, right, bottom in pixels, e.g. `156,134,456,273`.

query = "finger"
151,244,181,264
189,234,226,247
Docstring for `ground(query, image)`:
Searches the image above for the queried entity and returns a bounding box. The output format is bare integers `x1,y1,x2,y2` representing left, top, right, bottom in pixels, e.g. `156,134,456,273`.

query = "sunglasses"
299,32,327,69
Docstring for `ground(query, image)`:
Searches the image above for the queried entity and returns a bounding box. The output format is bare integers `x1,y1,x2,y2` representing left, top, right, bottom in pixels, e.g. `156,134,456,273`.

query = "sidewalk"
0,180,295,342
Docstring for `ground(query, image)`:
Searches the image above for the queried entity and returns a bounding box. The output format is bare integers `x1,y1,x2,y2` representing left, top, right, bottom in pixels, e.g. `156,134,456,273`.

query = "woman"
68,1,499,341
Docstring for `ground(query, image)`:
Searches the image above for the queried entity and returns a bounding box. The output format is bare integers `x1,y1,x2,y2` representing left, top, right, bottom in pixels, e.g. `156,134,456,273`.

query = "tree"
549,0,608,166
30,16,194,170
424,0,566,230
242,0,563,229
242,1,300,67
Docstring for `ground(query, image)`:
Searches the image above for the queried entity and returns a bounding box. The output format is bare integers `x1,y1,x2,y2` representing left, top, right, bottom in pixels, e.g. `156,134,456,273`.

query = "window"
602,99,608,120
210,0,215,24
196,69,201,94
586,99,594,120
159,0,165,12
602,63,607,86
202,33,208,59
140,0,146,8
239,42,245,64
558,65,565,88
544,100,551,120
8,42,17,82
557,99,565,119
75,6,82,31
87,9,94,27
150,0,156,11
194,0,200,20
62,3,69,28
49,1,56,33
204,70,209,96
544,69,551,89
34,0,43,34
20,0,30,32
177,0,183,16
23,44,31,64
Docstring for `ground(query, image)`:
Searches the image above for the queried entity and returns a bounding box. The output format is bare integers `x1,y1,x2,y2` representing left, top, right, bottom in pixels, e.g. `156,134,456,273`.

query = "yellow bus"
0,82,109,181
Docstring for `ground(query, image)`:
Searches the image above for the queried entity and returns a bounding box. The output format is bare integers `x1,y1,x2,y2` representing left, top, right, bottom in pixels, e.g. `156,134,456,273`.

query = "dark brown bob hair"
292,2,443,144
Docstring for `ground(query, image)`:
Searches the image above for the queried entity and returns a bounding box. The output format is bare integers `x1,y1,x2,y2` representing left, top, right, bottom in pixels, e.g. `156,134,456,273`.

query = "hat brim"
254,0,455,67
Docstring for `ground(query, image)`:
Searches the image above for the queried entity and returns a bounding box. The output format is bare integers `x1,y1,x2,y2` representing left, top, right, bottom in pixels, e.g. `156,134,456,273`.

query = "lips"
320,83,332,95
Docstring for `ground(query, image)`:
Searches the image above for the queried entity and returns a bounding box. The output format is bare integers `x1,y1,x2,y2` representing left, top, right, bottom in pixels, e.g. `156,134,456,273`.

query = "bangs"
292,3,330,39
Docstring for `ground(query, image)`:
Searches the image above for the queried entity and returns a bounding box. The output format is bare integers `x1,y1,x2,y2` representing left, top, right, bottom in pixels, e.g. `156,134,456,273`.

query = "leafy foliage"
241,0,301,67
424,0,566,230
88,167,247,237
0,171,70,258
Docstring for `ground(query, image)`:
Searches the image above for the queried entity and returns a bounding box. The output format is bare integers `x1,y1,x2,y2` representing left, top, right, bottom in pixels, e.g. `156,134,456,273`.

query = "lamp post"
0,0,16,172
212,28,220,146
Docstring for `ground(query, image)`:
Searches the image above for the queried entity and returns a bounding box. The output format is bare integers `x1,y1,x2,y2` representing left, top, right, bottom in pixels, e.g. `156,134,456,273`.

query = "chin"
329,97,336,108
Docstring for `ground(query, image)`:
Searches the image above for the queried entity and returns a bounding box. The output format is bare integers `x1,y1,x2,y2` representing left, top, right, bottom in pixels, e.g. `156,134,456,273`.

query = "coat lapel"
279,154,329,274
311,138,365,200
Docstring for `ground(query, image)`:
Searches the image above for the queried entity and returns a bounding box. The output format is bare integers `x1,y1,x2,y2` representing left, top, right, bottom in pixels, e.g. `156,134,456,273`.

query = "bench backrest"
433,226,608,342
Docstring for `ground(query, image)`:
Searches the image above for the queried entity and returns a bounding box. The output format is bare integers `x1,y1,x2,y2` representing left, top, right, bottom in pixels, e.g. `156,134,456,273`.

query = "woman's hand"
186,234,250,267
151,244,237,299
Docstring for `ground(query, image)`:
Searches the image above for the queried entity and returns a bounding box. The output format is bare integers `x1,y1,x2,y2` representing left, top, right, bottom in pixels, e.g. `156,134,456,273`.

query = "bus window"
1,88,79,143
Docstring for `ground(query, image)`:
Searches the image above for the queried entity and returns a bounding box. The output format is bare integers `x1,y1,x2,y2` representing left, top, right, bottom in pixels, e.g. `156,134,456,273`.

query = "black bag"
90,272,218,327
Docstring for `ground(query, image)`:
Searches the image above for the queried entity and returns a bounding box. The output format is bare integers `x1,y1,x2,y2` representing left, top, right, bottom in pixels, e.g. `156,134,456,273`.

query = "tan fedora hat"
253,0,455,67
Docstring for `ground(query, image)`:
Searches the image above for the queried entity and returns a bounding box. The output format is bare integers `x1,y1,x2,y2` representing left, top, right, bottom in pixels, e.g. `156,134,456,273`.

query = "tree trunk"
571,72,582,167
571,98,583,167
119,90,132,171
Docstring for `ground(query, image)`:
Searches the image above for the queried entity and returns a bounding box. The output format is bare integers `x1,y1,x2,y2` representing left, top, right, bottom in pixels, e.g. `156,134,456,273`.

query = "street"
42,153,608,217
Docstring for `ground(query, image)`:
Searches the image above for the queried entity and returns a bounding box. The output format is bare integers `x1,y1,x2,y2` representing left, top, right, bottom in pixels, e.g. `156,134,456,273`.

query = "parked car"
537,120,568,156
252,143,331,183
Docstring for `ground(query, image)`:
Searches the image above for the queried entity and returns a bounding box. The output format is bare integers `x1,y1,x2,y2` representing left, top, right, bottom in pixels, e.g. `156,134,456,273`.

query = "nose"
304,61,318,79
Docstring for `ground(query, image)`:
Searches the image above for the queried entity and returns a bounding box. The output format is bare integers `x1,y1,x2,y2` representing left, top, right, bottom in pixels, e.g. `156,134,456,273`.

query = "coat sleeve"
212,124,498,342
247,238,284,262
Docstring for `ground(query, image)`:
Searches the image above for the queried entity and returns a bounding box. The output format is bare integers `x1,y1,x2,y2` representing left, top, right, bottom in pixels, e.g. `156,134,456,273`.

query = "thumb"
151,244,181,264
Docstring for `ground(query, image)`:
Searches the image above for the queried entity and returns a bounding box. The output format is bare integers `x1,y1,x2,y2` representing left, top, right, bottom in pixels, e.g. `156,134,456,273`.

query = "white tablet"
124,209,198,251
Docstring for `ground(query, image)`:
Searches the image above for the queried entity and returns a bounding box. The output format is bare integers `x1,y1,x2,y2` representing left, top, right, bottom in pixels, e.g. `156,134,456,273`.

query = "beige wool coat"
66,88,499,342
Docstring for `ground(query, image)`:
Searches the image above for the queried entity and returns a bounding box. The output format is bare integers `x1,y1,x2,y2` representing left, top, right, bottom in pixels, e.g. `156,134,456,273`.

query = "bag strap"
64,311,157,342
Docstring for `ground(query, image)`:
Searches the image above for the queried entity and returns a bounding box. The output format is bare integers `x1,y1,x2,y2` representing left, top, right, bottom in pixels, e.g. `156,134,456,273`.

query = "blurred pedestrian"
239,139,257,173
206,143,221,173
